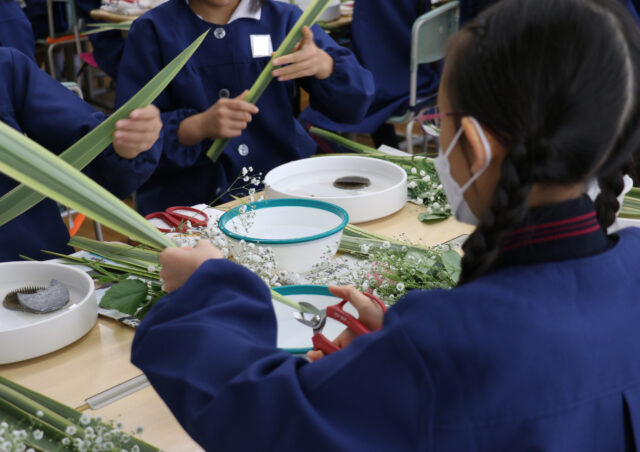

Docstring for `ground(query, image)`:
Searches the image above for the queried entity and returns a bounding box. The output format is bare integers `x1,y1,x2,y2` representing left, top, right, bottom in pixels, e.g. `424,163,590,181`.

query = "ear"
461,117,506,174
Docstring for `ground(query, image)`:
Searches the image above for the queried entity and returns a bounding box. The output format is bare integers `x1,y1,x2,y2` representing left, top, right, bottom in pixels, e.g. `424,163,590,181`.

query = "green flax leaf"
0,121,175,249
0,30,208,227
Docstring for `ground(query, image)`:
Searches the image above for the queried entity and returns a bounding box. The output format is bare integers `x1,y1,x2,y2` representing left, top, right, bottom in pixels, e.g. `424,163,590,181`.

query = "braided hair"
445,0,640,284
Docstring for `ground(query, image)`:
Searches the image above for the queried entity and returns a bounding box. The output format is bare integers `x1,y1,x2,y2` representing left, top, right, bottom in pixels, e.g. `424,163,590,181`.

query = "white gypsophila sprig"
404,160,451,220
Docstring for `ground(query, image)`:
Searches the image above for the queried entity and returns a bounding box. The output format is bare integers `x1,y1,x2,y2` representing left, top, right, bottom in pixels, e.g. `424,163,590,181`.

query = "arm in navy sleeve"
286,10,375,125
9,48,161,199
131,259,432,451
116,19,204,169
0,1,35,61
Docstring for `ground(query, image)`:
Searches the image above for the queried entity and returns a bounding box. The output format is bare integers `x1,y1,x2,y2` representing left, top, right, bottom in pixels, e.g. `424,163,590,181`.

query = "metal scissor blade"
299,302,323,315
293,302,327,332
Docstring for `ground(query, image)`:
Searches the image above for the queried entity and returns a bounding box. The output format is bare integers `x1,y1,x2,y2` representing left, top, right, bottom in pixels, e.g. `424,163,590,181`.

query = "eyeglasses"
418,107,461,138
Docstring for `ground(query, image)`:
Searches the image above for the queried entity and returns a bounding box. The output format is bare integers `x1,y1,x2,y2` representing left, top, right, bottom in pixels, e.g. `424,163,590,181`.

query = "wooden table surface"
0,202,472,451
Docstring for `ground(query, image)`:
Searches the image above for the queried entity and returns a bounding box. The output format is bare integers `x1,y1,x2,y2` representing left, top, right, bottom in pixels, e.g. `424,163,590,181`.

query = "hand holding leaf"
113,105,163,159
272,26,334,81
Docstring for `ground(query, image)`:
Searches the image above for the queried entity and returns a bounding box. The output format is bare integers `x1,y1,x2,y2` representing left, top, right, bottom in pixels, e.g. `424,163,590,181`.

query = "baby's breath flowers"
307,225,461,304
404,160,451,221
0,414,156,452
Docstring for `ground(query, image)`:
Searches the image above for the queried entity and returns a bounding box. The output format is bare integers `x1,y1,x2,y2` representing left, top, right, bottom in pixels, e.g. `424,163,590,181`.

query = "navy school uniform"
0,48,162,262
299,0,440,135
115,0,375,215
89,30,126,80
132,195,640,451
0,0,35,60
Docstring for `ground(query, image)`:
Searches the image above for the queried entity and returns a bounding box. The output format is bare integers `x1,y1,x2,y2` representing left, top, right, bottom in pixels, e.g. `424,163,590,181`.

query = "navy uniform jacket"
0,0,35,59
132,197,640,451
23,0,67,39
0,48,162,262
300,0,440,134
89,30,126,80
115,0,375,215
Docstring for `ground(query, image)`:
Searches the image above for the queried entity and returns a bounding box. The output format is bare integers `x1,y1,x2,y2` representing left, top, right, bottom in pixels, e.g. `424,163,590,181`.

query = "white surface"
223,204,345,273
264,156,407,223
0,262,97,364
613,218,640,232
275,0,341,21
377,144,415,157
272,288,356,350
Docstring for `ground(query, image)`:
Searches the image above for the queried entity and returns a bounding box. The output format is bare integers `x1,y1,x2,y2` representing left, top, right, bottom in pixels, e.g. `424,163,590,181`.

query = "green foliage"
621,187,640,219
100,280,150,316
0,375,159,451
0,31,208,229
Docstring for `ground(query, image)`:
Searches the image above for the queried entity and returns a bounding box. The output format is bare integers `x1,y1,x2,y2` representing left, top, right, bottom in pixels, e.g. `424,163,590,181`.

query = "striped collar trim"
495,196,613,268
502,211,601,252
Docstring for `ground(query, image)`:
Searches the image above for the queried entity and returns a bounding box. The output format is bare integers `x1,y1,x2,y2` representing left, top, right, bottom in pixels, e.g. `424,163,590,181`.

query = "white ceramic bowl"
218,199,349,273
0,261,97,364
276,0,341,21
272,285,355,353
265,156,407,223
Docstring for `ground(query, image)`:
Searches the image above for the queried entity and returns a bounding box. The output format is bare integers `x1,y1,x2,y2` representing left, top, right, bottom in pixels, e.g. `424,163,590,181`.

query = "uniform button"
214,27,226,39
219,88,230,98
238,144,249,156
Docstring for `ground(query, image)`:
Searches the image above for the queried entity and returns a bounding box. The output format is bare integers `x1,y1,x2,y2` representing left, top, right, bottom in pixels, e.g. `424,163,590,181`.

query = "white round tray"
0,262,97,364
272,285,355,353
264,156,407,223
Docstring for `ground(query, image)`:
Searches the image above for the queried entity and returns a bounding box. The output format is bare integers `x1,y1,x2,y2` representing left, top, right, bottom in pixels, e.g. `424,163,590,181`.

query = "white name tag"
250,34,273,58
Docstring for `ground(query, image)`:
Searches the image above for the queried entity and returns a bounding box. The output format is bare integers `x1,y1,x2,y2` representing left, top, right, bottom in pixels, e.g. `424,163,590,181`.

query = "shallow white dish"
0,261,97,364
276,0,341,21
219,199,349,273
265,156,407,223
272,285,354,353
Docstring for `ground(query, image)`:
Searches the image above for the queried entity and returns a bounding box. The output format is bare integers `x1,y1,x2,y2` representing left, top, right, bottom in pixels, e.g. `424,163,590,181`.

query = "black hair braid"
445,0,640,285
595,159,633,229
459,141,533,284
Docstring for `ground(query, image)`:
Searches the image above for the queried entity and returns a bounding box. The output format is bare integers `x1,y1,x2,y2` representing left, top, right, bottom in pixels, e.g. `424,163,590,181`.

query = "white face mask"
433,117,493,225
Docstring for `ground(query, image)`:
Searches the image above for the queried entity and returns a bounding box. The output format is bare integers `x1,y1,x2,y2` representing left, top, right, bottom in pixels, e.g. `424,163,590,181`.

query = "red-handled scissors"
145,206,208,233
294,293,387,355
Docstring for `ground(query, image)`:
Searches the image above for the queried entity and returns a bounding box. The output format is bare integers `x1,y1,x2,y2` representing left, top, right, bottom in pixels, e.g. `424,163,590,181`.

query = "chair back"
409,1,459,106
46,0,80,39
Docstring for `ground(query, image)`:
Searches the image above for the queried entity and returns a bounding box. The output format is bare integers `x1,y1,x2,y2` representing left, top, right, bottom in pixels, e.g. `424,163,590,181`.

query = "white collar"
228,0,261,23
184,0,262,24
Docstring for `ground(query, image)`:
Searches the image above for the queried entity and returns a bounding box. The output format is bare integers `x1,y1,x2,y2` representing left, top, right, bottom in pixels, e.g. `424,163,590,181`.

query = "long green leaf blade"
85,21,133,34
0,30,208,227
0,121,175,249
70,236,161,266
206,0,331,162
67,239,304,310
309,126,386,155
0,376,160,451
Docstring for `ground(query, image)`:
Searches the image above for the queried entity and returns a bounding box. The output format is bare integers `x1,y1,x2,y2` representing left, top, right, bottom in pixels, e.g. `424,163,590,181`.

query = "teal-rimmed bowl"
273,285,351,354
219,199,349,273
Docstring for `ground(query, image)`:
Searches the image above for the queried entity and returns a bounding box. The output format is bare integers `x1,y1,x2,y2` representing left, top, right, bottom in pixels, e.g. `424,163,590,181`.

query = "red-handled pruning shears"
294,293,387,355
145,206,208,233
